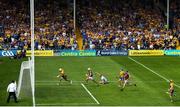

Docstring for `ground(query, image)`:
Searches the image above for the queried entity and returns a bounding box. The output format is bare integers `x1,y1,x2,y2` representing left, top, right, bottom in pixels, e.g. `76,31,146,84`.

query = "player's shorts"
61,75,67,80
88,76,94,80
170,89,174,96
101,76,107,82
124,79,128,84
119,77,124,81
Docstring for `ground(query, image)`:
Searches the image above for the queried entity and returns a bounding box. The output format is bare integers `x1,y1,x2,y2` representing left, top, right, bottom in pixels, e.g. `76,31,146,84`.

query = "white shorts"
101,76,108,82
124,79,128,84
88,76,94,80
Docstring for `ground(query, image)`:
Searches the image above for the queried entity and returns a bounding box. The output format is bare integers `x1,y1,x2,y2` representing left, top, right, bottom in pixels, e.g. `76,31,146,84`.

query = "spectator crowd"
0,0,179,51
0,0,78,50
79,0,180,50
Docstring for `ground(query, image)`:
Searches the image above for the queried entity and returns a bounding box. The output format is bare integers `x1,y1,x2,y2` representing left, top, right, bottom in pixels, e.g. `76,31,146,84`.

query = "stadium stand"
78,0,180,50
0,0,179,50
0,0,77,50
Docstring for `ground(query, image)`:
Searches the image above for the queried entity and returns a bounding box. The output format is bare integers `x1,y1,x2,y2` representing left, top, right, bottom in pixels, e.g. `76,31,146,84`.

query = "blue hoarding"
96,50,128,56
164,50,180,56
0,50,17,56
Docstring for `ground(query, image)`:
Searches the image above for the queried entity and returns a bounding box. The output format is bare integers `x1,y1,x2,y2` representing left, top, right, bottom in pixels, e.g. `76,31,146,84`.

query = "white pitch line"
128,57,180,88
81,83,100,104
36,102,96,106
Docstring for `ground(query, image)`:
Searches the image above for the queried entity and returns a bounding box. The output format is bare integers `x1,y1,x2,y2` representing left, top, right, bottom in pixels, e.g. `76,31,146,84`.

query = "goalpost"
17,0,77,106
16,57,35,106
30,0,35,106
16,57,32,97
17,0,35,106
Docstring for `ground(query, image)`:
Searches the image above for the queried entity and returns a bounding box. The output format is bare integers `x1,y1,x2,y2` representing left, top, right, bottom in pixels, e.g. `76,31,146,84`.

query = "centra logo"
1,51,14,56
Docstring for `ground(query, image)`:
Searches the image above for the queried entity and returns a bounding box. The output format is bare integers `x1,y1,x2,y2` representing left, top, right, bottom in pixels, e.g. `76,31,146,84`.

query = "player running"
96,72,108,84
118,69,125,87
122,71,129,89
166,80,175,102
121,71,136,91
85,68,99,85
57,68,72,85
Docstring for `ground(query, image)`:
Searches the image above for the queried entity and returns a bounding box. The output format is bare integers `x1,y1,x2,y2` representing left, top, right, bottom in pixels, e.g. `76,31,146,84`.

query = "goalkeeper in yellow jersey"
57,68,72,85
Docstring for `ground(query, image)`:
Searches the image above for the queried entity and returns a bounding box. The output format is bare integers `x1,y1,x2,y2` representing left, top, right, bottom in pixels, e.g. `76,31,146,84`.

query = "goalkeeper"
57,68,72,85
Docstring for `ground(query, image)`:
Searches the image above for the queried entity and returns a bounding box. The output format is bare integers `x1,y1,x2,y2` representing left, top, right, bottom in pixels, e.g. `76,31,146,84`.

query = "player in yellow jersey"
167,80,175,102
57,68,72,85
118,69,125,87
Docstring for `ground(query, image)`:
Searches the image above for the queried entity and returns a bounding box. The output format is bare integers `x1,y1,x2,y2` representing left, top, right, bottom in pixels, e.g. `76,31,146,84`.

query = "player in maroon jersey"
121,71,136,91
85,68,99,85
123,71,129,88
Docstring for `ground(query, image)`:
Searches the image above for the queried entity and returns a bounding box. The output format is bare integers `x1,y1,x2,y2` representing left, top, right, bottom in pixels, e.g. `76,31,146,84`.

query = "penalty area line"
128,57,180,88
81,83,100,104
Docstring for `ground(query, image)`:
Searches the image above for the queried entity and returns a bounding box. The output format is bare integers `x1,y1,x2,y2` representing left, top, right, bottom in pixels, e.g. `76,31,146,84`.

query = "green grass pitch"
0,56,180,106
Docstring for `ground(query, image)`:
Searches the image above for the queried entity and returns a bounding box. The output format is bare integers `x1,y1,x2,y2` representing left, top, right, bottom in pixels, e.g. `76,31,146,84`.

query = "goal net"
17,58,34,101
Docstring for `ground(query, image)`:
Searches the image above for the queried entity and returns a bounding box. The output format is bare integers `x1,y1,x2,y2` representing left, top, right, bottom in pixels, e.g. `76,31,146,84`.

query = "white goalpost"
17,57,32,98
17,0,77,106
17,0,35,106
16,57,35,106
30,0,35,106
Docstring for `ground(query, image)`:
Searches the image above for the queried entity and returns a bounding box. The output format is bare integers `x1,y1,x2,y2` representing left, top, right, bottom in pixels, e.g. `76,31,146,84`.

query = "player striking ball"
57,68,72,85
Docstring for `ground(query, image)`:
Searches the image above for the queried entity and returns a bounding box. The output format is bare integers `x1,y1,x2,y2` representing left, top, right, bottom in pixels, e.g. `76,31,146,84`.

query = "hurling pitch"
1,56,180,106
35,56,180,106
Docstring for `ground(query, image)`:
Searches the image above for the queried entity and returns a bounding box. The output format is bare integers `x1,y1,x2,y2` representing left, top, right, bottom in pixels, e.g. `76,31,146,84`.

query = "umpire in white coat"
7,80,17,103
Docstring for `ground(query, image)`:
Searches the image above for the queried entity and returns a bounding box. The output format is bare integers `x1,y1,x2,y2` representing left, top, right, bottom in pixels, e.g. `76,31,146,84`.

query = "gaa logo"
1,51,14,56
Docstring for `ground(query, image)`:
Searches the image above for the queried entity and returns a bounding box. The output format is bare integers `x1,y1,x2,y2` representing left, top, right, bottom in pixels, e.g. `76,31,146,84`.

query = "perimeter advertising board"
56,50,96,56
129,50,164,56
164,50,180,56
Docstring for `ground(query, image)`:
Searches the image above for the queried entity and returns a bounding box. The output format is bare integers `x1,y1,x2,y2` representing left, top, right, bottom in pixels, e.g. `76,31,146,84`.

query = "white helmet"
88,67,91,70
59,68,62,71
